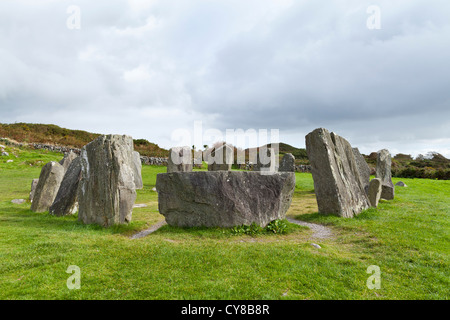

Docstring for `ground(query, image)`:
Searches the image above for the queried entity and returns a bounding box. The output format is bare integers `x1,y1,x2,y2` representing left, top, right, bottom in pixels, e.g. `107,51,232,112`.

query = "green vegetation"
0,123,168,157
230,219,292,236
0,146,448,299
365,151,450,180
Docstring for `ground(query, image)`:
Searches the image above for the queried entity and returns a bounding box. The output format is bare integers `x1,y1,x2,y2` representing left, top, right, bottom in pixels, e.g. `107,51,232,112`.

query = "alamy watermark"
66,5,81,30
366,265,381,289
366,5,381,30
66,265,81,290
170,121,280,174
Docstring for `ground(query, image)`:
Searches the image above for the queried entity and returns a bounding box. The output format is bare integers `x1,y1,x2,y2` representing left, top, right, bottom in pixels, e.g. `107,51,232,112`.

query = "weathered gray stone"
353,148,371,194
279,153,295,172
132,151,143,189
1,151,9,156
253,147,279,173
78,135,137,227
11,199,26,204
167,146,193,173
367,178,382,208
395,181,407,187
305,128,370,218
59,151,78,173
207,143,233,171
156,171,295,228
376,149,395,200
49,157,81,216
29,179,39,201
30,162,65,213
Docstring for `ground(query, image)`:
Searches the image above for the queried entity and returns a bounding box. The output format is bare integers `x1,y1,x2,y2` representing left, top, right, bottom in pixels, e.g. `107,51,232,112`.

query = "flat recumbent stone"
156,171,295,228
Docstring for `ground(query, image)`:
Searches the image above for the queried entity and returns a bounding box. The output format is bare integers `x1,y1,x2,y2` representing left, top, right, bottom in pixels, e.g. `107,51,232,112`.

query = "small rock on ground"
11,199,26,204
133,203,148,208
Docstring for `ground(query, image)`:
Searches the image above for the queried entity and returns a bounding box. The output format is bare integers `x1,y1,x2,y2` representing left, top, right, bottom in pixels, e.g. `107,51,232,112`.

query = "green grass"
0,146,448,300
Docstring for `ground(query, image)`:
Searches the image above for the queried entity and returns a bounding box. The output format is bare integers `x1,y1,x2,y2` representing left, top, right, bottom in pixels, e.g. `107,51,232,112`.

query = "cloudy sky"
1,0,449,157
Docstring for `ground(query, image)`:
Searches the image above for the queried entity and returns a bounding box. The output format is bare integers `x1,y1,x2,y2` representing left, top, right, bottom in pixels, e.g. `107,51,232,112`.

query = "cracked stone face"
306,128,370,218
156,171,295,228
77,135,137,227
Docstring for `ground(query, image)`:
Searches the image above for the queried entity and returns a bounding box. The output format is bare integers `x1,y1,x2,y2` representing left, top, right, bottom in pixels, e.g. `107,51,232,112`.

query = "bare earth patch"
286,217,333,239
130,220,167,239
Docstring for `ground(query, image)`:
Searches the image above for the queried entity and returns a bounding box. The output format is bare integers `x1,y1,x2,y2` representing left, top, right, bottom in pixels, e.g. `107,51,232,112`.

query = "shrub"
231,219,288,236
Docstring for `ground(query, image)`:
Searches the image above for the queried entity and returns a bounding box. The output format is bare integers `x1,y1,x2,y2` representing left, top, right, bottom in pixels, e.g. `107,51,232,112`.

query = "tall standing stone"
78,135,137,227
49,157,81,216
59,151,78,173
132,151,143,189
279,153,295,172
30,162,65,213
352,148,371,194
167,146,193,173
367,178,382,208
305,128,370,218
207,143,233,171
376,149,395,200
29,178,39,201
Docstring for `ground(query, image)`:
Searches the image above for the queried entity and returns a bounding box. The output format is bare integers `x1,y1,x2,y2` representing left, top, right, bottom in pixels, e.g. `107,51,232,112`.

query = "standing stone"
254,147,278,173
305,128,370,218
207,143,233,171
132,151,143,189
279,153,295,172
49,157,81,216
29,179,39,201
30,162,65,213
352,148,371,194
156,171,295,228
376,149,395,200
167,146,193,173
59,151,78,173
367,178,382,208
78,135,137,227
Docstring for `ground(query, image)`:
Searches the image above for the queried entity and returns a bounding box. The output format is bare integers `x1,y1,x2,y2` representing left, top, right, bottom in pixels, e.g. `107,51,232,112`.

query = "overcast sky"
1,0,449,157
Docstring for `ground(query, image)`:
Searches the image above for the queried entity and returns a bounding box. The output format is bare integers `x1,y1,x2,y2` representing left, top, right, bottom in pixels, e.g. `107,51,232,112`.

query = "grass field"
0,145,449,300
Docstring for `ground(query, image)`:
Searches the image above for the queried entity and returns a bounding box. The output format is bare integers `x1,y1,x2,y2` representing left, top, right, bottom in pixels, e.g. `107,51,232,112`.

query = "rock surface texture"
156,171,296,228
279,153,295,172
376,149,395,200
352,147,371,194
207,144,233,171
305,128,370,218
78,135,137,227
30,162,65,212
167,146,193,173
49,157,82,216
29,178,39,201
59,151,78,173
367,178,382,208
132,151,143,189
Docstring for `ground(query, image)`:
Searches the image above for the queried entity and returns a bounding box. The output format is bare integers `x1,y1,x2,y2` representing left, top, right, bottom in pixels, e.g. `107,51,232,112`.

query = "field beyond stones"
0,147,448,300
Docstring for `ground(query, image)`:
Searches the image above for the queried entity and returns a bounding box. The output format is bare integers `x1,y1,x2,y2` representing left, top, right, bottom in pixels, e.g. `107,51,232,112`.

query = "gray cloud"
0,0,449,157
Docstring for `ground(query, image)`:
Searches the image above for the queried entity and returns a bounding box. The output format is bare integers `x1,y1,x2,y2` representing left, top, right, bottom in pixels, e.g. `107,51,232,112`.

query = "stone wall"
140,156,168,166
0,138,81,155
0,137,169,166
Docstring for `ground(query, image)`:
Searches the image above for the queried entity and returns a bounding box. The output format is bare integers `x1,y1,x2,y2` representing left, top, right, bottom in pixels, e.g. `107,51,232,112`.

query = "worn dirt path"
286,217,333,239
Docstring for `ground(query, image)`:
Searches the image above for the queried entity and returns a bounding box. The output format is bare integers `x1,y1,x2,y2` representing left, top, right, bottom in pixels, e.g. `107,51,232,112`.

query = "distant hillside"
0,123,168,157
243,142,308,165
